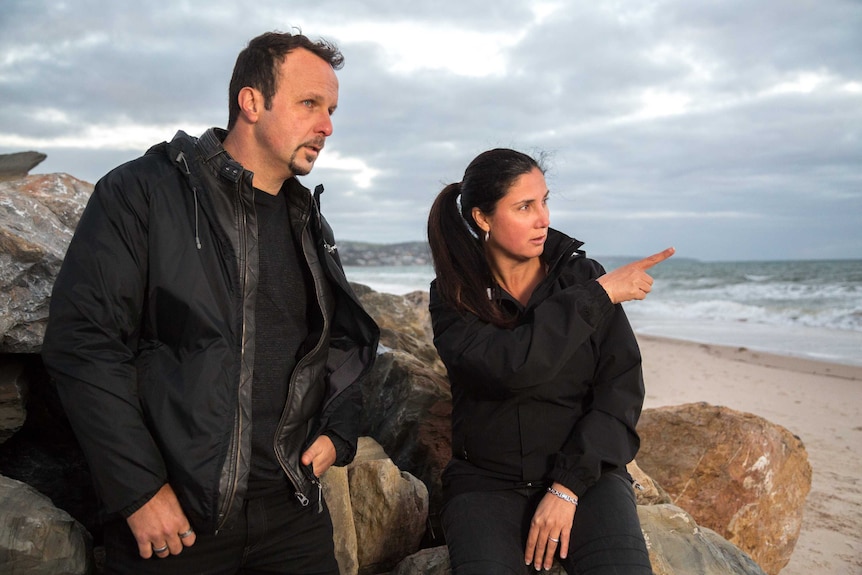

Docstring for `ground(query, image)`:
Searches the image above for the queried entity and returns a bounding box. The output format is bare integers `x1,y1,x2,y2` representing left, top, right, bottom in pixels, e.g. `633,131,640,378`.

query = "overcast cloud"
1,0,860,260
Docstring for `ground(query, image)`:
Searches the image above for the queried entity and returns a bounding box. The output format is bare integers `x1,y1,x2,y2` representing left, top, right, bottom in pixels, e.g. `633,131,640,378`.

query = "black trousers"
442,472,653,575
102,489,339,575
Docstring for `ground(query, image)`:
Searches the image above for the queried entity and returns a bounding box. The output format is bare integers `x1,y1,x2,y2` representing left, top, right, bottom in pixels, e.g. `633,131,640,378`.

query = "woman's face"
473,167,550,265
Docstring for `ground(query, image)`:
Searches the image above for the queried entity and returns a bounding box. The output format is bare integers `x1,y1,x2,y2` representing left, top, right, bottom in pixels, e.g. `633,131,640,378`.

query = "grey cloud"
1,0,859,260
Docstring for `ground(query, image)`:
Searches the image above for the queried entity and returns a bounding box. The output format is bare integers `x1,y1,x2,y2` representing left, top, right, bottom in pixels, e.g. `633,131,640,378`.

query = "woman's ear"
472,207,490,234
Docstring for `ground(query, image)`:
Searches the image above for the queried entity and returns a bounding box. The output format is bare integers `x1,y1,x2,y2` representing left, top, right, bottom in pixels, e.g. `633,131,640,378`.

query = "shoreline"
637,333,862,381
636,333,862,574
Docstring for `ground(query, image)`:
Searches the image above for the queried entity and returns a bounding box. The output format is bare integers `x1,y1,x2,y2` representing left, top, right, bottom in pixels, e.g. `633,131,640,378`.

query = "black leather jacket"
42,128,379,534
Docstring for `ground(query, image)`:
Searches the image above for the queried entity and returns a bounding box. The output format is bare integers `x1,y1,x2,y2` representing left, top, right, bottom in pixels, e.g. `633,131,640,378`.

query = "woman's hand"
597,247,675,304
524,483,578,570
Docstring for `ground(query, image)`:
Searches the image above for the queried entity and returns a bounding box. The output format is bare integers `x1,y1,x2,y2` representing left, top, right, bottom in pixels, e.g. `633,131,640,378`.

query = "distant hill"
337,240,431,266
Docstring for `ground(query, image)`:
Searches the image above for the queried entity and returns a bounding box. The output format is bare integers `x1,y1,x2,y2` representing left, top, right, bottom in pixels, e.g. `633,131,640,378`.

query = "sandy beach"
637,334,862,575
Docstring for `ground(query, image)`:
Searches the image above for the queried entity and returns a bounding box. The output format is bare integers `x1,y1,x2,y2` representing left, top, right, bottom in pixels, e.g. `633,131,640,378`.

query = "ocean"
344,258,862,368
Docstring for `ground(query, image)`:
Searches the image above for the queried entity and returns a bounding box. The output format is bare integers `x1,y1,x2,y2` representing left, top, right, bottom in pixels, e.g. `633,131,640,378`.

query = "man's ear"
236,87,262,122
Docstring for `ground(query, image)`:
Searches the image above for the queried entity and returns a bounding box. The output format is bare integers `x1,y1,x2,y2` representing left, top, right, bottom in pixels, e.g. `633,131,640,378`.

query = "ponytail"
427,182,514,327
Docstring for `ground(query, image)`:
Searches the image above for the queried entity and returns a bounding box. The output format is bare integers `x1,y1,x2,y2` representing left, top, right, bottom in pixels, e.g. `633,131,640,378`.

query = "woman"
427,149,673,574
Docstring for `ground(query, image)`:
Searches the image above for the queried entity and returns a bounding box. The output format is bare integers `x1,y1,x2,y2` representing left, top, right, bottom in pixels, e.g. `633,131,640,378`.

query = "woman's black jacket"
41,128,379,534
429,229,644,499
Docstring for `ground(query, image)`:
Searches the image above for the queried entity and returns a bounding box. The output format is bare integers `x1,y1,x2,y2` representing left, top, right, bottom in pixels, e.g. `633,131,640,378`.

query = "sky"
1,1,860,261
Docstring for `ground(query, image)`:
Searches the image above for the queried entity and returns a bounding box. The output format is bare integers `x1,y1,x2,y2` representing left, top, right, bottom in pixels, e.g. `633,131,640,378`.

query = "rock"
0,474,93,575
627,459,672,506
0,151,47,182
322,466,358,575
0,173,93,352
0,356,99,537
389,546,452,575
356,289,445,375
348,452,429,575
639,504,767,575
636,403,811,575
359,350,451,518
0,358,27,443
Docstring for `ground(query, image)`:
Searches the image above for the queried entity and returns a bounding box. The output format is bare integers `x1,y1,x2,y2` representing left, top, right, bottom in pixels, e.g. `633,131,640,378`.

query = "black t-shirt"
248,187,313,496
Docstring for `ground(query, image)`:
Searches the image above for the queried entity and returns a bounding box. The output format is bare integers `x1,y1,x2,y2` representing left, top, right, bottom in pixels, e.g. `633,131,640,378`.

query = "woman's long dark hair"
427,148,542,326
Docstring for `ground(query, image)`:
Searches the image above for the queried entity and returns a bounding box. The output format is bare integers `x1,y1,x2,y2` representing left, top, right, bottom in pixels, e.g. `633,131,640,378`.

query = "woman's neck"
489,255,546,306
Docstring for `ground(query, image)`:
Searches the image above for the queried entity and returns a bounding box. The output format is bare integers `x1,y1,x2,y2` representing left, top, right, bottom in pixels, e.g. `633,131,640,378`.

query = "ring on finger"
179,528,194,539
548,536,560,543
152,544,169,554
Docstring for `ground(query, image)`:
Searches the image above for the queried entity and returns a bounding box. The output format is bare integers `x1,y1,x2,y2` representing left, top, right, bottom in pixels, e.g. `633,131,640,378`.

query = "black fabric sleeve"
41,164,168,516
549,303,644,496
430,280,614,397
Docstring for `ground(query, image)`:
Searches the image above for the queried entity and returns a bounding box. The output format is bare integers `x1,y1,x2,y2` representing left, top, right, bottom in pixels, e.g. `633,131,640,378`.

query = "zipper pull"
317,482,323,514
295,492,309,507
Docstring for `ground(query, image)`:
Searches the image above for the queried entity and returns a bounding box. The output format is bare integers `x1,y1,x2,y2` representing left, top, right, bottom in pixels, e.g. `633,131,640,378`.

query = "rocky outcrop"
0,173,92,352
0,474,93,575
0,152,47,182
635,402,812,575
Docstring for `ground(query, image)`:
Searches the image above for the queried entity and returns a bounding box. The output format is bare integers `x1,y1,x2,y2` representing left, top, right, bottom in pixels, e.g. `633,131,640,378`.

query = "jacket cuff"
119,485,163,518
324,431,356,467
583,280,614,327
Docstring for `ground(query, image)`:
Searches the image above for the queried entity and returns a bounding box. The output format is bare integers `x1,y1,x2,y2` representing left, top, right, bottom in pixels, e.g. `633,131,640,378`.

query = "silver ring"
549,537,560,543
152,544,169,554
179,528,194,539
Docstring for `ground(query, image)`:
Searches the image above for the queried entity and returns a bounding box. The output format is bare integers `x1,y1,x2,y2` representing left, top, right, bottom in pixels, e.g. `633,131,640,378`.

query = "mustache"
304,137,326,151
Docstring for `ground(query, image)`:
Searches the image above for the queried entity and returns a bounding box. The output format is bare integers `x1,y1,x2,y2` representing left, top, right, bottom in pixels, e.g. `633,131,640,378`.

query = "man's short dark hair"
227,30,344,130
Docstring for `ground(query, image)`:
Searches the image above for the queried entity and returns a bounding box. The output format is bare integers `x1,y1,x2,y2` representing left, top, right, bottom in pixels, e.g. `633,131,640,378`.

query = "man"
41,31,379,574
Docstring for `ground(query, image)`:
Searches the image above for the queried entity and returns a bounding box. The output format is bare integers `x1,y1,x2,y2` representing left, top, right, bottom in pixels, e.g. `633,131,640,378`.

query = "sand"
637,334,862,575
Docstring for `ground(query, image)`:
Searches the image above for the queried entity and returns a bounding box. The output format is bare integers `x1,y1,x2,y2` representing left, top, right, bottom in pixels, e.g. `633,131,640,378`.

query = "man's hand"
126,483,196,558
301,435,337,478
597,247,675,304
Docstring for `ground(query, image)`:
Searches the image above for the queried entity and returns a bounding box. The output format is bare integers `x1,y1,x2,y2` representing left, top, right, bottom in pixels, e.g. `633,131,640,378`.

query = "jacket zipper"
274,199,331,511
216,178,250,531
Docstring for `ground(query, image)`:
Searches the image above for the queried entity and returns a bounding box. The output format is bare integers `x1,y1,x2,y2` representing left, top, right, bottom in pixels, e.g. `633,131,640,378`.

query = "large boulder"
347,439,428,575
0,173,92,352
0,474,93,575
359,350,451,518
640,504,767,575
636,403,811,575
355,287,445,375
321,465,358,575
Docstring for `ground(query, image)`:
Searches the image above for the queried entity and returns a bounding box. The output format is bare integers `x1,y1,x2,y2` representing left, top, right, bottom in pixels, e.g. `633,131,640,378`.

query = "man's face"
256,48,339,179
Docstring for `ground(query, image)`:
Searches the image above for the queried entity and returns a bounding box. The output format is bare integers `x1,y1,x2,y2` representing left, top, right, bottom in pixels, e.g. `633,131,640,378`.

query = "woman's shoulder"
544,229,606,283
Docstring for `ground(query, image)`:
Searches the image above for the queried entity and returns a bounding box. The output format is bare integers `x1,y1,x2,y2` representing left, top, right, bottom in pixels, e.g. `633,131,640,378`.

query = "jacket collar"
489,228,586,311
196,128,245,184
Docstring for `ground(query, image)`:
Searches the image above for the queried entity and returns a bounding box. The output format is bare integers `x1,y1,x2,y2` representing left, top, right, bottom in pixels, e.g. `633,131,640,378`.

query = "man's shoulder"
97,142,183,193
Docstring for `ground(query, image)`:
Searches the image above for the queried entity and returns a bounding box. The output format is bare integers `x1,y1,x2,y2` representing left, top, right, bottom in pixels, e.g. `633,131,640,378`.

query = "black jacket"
430,229,643,499
41,128,379,534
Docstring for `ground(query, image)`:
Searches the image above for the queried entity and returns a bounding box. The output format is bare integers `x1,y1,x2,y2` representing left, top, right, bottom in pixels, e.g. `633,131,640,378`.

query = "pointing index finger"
635,246,675,270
